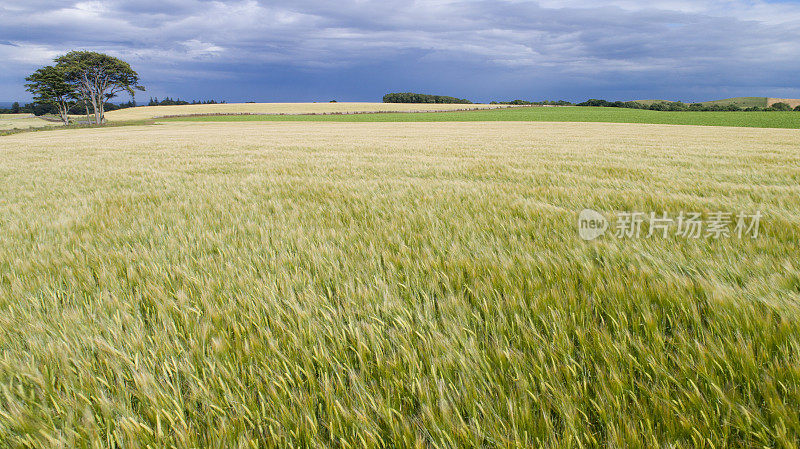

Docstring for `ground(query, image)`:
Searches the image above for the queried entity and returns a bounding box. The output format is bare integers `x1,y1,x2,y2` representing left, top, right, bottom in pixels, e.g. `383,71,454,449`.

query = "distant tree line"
383,93,473,104
0,102,23,114
576,99,800,112
381,94,800,111
147,97,226,106
0,100,138,116
490,100,573,106
2,96,227,117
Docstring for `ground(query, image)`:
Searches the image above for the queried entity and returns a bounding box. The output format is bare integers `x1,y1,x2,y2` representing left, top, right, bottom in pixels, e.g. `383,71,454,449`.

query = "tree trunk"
92,93,102,125
58,102,69,125
84,101,91,124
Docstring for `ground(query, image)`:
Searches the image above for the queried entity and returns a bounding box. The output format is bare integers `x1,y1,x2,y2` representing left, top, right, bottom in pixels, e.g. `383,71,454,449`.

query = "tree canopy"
54,51,144,124
24,66,75,125
23,51,144,125
383,92,472,104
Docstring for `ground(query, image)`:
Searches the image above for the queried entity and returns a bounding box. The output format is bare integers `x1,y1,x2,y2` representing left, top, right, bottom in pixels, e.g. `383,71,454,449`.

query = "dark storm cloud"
1,0,799,101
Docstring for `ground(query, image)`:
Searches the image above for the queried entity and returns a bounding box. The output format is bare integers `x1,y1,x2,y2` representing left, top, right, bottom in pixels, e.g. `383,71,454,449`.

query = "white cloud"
182,39,225,58
0,42,61,65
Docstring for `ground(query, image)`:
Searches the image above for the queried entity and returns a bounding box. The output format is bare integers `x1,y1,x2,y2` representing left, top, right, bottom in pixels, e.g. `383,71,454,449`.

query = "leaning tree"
55,51,144,124
24,66,75,125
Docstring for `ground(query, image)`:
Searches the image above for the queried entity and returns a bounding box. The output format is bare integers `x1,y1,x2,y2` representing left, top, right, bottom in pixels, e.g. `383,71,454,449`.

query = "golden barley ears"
1,121,799,447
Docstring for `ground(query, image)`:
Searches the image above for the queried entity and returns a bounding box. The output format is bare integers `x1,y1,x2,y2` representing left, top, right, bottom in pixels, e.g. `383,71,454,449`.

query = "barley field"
1,121,799,447
104,103,503,121
0,114,56,131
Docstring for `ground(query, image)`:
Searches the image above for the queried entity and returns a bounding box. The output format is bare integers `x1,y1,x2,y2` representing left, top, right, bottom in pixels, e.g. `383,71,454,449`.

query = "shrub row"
490,100,573,106
383,93,473,104
577,99,799,112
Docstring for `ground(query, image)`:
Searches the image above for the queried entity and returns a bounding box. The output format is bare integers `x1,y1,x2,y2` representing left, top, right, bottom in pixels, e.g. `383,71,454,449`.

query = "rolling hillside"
768,98,800,108
634,97,799,108
700,97,769,108
700,97,800,108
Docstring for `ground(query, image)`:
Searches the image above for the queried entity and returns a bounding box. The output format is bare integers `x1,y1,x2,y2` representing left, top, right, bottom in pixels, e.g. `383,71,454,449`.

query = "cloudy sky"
2,0,799,103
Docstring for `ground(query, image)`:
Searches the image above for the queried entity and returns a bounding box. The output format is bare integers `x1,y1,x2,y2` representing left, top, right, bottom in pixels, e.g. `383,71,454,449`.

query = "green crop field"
163,106,800,129
1,121,799,447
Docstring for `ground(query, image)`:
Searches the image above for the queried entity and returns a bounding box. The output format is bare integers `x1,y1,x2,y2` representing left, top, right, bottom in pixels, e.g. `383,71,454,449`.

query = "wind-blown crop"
1,121,799,447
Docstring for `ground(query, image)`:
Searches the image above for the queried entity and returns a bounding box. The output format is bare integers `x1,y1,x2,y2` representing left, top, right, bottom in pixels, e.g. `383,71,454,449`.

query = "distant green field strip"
163,106,800,129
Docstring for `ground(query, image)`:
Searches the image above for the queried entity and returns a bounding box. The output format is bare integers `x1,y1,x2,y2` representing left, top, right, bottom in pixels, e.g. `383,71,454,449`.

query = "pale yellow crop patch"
103,102,504,121
0,114,56,131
